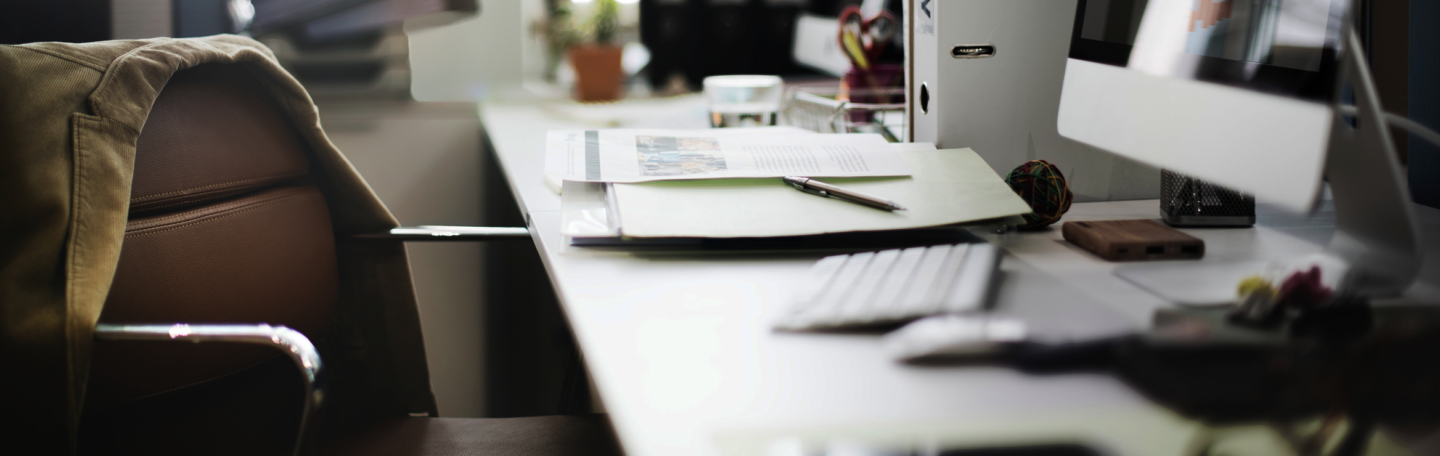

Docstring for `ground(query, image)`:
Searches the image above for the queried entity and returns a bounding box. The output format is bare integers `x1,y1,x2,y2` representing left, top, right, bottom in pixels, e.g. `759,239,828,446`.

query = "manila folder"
610,147,1032,238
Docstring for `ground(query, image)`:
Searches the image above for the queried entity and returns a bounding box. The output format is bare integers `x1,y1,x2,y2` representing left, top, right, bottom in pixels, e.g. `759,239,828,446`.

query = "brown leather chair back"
80,63,340,454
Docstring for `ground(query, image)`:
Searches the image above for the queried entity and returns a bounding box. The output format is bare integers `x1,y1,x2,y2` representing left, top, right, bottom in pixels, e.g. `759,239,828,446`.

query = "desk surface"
479,101,1440,456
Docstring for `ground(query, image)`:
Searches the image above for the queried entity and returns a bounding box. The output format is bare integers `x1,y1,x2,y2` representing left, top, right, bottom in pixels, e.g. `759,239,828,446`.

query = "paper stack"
547,128,1032,243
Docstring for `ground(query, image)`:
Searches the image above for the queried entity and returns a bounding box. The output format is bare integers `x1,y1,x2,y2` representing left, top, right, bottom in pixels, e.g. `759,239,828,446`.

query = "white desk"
479,101,1440,456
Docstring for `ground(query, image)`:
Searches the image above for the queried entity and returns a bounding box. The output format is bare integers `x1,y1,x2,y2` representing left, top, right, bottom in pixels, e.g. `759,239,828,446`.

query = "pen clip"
790,181,828,197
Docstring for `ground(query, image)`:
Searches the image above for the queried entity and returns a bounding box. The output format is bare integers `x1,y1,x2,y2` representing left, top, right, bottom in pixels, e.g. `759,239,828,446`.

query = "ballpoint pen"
783,176,907,211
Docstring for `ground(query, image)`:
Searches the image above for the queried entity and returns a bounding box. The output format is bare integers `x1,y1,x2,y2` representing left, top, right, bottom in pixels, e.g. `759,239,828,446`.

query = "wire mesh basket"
780,86,906,141
1160,169,1256,227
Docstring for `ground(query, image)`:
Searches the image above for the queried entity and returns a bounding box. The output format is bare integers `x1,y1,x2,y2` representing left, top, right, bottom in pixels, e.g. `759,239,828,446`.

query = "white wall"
405,0,642,101
320,102,488,418
111,0,172,39
406,2,529,101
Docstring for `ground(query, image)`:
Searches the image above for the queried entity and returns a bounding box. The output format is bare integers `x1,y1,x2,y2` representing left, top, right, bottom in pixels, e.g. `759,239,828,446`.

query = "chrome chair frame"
90,225,529,455
93,323,323,456
353,225,530,241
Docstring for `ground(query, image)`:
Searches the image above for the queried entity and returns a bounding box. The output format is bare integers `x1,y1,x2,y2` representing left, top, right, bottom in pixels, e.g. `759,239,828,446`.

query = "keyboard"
774,243,1002,330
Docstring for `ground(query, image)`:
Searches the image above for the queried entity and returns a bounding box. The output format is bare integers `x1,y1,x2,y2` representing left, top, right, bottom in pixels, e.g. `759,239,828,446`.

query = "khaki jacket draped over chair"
0,36,436,452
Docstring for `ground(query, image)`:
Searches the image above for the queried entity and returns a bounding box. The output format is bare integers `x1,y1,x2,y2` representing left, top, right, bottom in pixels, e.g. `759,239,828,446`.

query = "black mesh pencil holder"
1160,169,1256,227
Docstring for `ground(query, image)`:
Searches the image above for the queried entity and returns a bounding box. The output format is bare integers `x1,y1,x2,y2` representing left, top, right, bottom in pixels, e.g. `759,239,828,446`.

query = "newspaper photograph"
545,128,910,183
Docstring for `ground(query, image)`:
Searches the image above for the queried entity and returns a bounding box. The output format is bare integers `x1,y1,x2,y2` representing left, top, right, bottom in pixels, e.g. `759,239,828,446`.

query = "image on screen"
1070,0,1347,101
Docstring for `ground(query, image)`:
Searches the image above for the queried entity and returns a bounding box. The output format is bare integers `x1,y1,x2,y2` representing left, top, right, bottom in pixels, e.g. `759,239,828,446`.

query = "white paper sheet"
610,147,1033,238
545,128,908,183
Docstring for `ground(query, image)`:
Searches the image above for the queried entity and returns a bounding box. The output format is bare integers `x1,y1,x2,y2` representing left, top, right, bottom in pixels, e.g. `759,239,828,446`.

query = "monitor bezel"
1067,0,1343,103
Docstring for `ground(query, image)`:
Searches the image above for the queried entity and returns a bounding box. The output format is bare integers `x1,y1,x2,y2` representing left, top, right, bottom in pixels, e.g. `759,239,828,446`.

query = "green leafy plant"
547,5,578,56
584,0,620,46
537,0,579,81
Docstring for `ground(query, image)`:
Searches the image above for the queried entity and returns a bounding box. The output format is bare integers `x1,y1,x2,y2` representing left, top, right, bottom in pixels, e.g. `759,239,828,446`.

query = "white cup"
703,75,784,128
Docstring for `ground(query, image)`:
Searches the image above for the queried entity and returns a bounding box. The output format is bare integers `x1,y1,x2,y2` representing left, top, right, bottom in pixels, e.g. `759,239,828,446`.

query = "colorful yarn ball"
1004,160,1073,230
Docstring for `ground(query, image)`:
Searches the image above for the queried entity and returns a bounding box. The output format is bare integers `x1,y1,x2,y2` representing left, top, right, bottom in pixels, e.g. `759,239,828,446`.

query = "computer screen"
1056,0,1350,213
1060,0,1422,297
1068,0,1346,101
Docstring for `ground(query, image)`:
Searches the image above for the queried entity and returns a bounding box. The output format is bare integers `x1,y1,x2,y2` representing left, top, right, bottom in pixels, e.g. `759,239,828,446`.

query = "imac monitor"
1057,0,1345,213
1058,0,1422,297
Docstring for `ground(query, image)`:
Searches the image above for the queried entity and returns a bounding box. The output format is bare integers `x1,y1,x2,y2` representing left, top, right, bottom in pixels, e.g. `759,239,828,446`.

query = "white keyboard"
774,243,1002,330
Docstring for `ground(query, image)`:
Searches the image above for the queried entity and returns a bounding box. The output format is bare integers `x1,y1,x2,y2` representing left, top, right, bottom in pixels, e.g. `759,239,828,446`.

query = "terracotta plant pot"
568,45,624,102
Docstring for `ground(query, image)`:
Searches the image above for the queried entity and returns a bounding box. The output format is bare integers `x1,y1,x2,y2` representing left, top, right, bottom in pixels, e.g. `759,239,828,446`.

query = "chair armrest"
94,323,323,456
350,225,530,241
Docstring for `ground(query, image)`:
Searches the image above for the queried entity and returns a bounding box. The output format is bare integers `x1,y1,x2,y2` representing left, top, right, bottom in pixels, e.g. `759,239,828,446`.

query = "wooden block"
1061,219,1205,262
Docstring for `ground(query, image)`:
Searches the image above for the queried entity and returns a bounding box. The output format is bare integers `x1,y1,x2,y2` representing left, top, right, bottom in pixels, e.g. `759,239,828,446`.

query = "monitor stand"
1115,27,1422,305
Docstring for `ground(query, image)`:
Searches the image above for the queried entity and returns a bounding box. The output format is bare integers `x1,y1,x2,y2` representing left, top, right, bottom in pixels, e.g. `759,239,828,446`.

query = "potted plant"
568,0,623,102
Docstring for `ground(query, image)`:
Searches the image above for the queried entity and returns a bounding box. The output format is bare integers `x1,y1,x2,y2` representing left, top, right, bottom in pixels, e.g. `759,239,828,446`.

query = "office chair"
73,62,623,456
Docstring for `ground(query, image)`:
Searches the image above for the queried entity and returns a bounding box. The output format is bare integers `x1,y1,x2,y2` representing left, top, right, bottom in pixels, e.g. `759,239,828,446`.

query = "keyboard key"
923,244,971,313
837,248,902,323
868,247,928,320
896,245,955,316
786,254,848,317
775,243,1002,331
802,252,875,326
945,243,1000,313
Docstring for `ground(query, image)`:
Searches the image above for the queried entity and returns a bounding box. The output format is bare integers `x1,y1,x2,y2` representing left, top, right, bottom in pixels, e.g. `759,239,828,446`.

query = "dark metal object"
1160,169,1256,227
951,44,996,59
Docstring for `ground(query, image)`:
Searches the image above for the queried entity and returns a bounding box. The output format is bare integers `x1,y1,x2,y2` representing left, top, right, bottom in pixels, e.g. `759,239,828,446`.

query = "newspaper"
544,128,910,183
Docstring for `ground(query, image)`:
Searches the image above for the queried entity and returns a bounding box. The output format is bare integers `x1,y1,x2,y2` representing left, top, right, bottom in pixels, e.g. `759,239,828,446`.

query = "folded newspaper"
544,128,911,183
